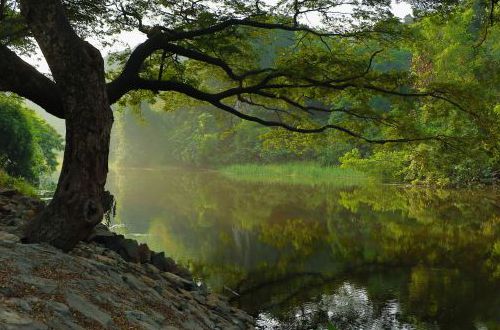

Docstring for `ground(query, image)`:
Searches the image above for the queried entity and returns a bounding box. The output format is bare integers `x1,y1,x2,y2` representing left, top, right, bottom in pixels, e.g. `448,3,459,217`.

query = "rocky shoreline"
0,188,255,329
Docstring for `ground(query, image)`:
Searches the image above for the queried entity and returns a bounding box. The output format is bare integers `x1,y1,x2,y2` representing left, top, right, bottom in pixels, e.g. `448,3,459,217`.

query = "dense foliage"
2,0,498,188
111,1,499,186
0,94,63,185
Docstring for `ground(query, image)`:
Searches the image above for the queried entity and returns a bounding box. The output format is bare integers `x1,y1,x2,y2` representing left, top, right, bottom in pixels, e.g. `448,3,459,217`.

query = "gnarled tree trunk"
21,0,113,251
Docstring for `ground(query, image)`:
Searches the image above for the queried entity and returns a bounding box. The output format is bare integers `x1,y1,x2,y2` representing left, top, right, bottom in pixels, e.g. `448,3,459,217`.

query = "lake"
106,167,500,330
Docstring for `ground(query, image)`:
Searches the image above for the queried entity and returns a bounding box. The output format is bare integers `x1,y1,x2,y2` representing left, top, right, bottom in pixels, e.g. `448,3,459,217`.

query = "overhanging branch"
104,22,466,145
157,18,393,42
0,45,64,118
124,77,444,144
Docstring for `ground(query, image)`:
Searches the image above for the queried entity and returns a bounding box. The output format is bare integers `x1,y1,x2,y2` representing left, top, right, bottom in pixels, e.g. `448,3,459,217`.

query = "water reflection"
257,282,413,330
106,167,500,329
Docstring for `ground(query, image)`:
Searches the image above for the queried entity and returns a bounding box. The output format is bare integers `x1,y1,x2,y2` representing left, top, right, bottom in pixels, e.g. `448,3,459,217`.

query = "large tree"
0,0,496,250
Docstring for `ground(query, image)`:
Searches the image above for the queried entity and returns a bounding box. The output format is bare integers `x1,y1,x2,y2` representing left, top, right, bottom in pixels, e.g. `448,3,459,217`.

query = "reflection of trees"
107,168,500,329
333,186,500,276
259,218,323,255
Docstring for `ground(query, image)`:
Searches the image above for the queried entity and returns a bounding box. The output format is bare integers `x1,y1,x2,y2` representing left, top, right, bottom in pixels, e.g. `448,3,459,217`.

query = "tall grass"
0,169,37,196
220,162,371,186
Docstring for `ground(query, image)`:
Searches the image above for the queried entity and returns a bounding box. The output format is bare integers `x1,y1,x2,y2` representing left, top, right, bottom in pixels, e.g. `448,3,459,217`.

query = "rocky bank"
0,188,255,329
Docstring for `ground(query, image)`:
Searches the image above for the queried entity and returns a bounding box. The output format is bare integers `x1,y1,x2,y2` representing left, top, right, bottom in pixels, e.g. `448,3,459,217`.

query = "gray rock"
192,292,206,305
28,243,59,255
93,292,124,309
92,234,125,253
25,297,41,304
188,305,215,328
64,291,114,328
144,263,160,275
0,308,47,330
124,310,148,321
5,298,31,312
0,286,16,297
0,189,17,197
148,309,166,324
197,282,209,296
150,251,171,272
120,238,140,262
0,231,20,243
18,275,58,294
0,231,19,246
105,269,125,284
46,316,85,330
86,223,114,242
124,310,159,329
215,303,231,315
138,243,151,264
179,318,203,330
45,301,70,315
161,272,195,291
122,273,148,291
13,259,35,273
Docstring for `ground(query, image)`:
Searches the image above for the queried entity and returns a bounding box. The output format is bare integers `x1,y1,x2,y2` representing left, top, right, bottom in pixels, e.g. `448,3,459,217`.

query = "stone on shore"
0,188,255,329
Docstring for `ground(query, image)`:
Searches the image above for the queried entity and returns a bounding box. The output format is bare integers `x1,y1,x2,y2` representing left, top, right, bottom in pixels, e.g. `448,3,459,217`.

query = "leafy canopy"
3,0,492,140
1,0,499,186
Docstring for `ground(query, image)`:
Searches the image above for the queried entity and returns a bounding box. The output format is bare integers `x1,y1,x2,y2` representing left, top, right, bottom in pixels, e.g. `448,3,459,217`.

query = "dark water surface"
106,167,500,330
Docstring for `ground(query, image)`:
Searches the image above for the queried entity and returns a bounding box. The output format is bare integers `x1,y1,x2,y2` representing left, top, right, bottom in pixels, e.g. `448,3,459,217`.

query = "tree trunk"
24,75,113,251
21,0,113,251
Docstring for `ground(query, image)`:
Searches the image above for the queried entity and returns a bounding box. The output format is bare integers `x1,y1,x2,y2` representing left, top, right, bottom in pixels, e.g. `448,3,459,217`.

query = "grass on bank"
220,163,371,186
0,169,37,196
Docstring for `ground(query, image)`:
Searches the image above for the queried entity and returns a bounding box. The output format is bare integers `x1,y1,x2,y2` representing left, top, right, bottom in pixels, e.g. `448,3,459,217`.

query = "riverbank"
220,163,369,186
0,187,254,329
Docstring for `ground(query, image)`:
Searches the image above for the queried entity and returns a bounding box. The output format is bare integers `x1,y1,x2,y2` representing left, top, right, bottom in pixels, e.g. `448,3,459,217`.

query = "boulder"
0,189,17,198
138,243,152,264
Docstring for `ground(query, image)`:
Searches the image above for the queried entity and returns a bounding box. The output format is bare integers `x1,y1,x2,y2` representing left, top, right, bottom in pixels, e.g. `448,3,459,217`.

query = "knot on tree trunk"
83,198,103,225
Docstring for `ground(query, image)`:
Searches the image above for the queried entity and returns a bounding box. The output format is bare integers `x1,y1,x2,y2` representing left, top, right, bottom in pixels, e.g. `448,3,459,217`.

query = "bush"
0,169,37,196
340,148,408,182
0,95,63,184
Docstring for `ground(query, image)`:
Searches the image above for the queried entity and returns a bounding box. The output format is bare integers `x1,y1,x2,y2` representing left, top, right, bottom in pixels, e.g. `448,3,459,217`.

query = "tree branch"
107,32,281,103
104,24,465,144
127,78,443,144
158,18,391,42
0,45,64,118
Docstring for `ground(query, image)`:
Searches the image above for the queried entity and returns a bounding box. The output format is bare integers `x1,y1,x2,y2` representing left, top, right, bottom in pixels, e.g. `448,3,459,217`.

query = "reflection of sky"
257,282,416,330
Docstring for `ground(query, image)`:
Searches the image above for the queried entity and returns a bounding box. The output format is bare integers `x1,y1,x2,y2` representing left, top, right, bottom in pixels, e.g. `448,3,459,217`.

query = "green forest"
1,1,499,188
110,2,500,187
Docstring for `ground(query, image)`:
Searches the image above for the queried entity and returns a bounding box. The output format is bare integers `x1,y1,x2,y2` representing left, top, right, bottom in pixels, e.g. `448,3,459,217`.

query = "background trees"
110,1,500,186
0,95,63,185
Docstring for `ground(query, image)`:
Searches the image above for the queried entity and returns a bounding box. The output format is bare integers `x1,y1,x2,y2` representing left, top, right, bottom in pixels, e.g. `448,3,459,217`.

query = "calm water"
106,167,500,330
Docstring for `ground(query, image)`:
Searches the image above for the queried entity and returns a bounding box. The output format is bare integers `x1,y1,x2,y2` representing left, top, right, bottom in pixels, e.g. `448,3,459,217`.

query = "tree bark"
20,0,113,251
